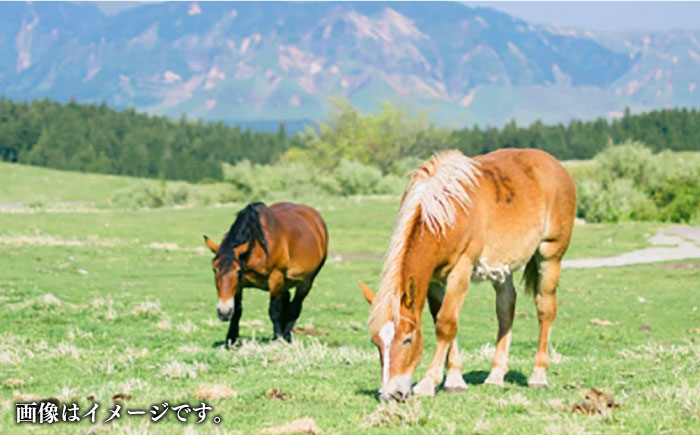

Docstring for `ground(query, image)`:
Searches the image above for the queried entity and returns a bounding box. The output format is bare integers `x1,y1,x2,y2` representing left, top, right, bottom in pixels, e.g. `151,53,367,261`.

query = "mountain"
1,1,698,127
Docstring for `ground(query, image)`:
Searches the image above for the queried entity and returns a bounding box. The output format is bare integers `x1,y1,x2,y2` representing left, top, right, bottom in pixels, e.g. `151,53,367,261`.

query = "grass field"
1,163,699,433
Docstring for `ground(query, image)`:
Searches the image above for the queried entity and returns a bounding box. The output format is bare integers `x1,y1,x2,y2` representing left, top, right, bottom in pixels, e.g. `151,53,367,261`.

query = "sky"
466,1,700,32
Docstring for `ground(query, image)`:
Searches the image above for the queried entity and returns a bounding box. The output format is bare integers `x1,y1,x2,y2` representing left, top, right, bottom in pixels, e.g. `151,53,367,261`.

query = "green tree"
287,99,451,173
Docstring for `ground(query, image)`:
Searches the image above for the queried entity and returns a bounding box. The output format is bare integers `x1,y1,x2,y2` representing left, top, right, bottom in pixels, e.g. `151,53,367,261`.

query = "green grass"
0,162,231,208
1,164,699,433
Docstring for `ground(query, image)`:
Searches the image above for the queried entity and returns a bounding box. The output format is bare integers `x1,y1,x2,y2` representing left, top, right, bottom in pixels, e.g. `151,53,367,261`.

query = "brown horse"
204,202,328,347
360,148,576,401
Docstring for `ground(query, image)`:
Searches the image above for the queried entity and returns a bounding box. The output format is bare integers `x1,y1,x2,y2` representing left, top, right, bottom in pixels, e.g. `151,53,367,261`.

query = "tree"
286,98,451,173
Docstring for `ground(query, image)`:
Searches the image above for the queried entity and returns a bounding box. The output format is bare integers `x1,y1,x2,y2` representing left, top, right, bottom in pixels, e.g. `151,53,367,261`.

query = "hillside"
2,2,698,126
0,161,231,208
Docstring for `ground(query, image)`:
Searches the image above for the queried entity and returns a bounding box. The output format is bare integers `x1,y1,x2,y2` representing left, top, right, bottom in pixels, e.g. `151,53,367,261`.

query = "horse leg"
225,289,244,349
443,339,468,393
413,258,472,397
281,280,312,342
529,257,561,387
267,270,287,341
426,281,468,393
484,275,516,387
269,291,290,341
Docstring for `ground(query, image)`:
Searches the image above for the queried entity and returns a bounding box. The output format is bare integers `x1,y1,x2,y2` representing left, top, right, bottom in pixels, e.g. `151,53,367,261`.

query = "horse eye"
402,337,413,346
212,268,217,274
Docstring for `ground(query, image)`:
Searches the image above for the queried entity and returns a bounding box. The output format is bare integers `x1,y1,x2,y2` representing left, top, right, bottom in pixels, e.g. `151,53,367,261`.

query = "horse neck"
396,223,440,319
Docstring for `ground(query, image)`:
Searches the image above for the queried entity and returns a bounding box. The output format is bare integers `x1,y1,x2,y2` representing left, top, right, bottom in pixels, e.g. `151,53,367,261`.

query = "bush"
653,173,700,223
594,140,660,189
223,160,330,199
333,160,383,195
311,172,342,196
578,178,655,223
390,156,424,177
575,142,700,223
110,181,209,208
222,159,407,199
375,174,407,196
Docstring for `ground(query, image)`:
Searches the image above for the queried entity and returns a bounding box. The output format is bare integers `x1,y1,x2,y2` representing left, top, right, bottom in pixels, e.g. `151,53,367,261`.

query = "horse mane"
368,150,480,336
217,202,268,275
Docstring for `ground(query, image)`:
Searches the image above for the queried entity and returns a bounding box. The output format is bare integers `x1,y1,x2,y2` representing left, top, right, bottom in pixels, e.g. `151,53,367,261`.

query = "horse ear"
234,242,250,257
203,235,219,254
359,281,375,304
401,277,416,311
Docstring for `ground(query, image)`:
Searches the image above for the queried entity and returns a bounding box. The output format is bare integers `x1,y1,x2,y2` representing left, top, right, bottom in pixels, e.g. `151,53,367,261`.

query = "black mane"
216,202,268,275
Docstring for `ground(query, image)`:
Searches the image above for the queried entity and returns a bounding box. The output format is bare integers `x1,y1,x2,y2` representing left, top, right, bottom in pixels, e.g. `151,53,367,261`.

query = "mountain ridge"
1,1,698,127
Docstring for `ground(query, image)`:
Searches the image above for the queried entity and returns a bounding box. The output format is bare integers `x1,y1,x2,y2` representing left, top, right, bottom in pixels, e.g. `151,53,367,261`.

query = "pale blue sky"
466,2,700,32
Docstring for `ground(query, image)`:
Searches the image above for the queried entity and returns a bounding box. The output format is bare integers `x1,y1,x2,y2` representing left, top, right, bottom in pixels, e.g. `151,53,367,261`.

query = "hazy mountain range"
2,1,699,128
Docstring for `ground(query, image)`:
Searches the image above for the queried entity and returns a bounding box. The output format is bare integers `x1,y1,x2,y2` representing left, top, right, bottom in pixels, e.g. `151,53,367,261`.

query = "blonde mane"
368,150,480,336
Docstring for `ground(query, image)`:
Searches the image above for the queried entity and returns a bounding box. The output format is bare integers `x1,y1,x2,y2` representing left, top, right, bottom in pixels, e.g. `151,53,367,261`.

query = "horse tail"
523,254,541,297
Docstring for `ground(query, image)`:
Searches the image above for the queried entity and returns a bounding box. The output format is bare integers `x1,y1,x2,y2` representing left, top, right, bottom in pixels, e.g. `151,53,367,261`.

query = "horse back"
264,202,328,280
470,149,576,267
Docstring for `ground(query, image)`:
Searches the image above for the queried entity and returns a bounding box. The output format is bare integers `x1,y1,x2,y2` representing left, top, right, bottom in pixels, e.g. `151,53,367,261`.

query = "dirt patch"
195,384,237,400
111,393,134,402
262,418,321,434
146,242,180,250
3,379,24,388
590,318,615,327
571,388,619,415
265,388,291,401
293,326,328,337
0,234,123,248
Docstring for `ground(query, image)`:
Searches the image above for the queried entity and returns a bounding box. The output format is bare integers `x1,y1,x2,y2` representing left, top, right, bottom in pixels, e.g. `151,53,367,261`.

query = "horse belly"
284,229,326,281
471,224,542,283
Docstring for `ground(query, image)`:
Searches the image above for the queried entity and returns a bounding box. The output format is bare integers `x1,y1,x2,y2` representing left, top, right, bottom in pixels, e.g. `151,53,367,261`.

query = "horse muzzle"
216,308,232,321
216,299,234,321
379,374,412,402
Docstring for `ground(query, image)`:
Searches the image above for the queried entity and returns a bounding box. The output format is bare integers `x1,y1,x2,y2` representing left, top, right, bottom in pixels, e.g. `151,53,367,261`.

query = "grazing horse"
360,148,576,401
204,202,328,347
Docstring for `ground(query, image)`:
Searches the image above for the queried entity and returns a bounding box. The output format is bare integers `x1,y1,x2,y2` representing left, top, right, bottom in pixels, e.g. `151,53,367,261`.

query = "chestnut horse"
360,149,576,401
204,202,328,347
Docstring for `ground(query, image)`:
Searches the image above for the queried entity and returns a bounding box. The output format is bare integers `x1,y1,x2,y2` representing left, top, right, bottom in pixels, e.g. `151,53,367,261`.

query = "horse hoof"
484,377,505,388
444,370,468,393
484,368,506,388
528,368,548,388
412,378,436,397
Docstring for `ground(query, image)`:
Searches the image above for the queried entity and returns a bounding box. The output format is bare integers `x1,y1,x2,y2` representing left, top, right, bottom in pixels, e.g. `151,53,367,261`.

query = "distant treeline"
451,107,700,160
1,98,699,181
0,98,291,181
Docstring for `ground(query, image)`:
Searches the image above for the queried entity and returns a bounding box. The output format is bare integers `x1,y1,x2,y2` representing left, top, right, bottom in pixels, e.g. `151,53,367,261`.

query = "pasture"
1,162,699,433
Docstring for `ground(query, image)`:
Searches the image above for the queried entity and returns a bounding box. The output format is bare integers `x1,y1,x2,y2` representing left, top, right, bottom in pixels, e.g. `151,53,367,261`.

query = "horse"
204,202,328,347
359,148,576,401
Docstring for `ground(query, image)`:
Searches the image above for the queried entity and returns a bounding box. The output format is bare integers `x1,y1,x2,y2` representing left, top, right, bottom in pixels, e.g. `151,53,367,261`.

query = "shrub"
110,181,208,208
333,160,383,195
653,172,700,223
223,160,331,199
312,172,342,196
594,140,660,189
375,174,406,195
578,178,656,223
575,141,700,223
391,156,424,177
